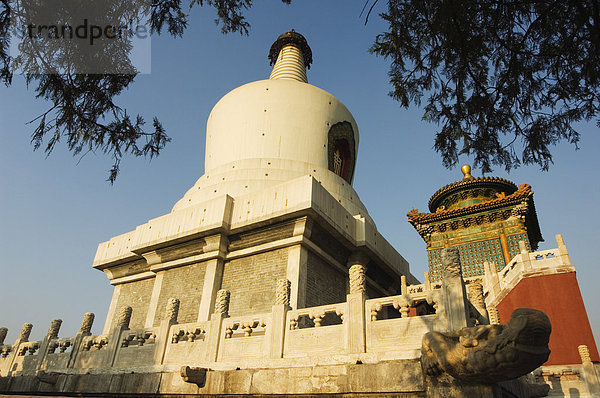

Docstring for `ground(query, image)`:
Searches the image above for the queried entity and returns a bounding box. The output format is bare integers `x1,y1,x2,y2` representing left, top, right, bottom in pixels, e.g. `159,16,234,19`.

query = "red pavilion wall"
496,271,599,365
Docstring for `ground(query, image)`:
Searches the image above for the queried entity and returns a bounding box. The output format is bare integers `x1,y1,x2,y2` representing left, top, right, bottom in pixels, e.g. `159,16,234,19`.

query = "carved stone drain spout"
421,308,551,384
181,366,208,387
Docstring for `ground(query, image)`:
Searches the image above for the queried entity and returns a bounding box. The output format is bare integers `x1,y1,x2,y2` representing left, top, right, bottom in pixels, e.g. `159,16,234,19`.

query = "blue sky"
1,1,598,346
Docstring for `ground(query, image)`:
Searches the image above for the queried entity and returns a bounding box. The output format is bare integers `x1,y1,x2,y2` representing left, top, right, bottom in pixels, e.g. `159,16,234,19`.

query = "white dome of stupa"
172,31,370,220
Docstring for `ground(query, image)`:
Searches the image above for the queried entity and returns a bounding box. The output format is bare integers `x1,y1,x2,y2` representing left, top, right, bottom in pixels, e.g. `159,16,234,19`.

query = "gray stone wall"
305,251,347,307
153,262,207,326
228,220,296,251
221,248,288,316
309,223,350,265
111,278,154,329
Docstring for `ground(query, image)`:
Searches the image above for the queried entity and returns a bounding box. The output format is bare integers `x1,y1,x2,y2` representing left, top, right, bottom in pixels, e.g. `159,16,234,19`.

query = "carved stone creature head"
422,308,551,384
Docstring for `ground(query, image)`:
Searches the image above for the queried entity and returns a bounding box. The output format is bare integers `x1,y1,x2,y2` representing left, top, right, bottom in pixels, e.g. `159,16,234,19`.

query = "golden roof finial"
461,164,474,180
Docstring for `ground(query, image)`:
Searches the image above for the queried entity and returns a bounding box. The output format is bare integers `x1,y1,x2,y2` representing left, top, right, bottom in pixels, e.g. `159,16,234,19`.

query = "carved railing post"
214,290,230,317
556,234,571,266
37,319,63,371
483,261,501,301
4,323,33,376
166,298,180,323
47,319,62,340
0,327,7,345
66,312,95,369
275,279,291,306
578,344,600,395
466,282,488,324
0,327,8,375
106,306,133,367
206,290,230,363
346,252,368,354
349,264,366,295
488,306,500,325
270,279,290,358
424,272,431,291
441,247,469,331
579,345,591,363
519,240,533,271
155,298,180,365
80,313,95,335
117,306,133,328
400,275,408,295
19,323,33,342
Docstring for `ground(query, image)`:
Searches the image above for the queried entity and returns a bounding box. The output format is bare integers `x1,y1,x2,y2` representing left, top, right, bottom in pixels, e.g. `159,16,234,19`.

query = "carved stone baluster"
47,341,58,354
371,303,382,321
394,295,414,318
310,311,324,327
1,345,11,357
336,309,345,323
289,317,298,330
242,323,253,337
136,333,146,346
59,340,71,353
172,329,184,343
426,292,439,313
28,343,39,355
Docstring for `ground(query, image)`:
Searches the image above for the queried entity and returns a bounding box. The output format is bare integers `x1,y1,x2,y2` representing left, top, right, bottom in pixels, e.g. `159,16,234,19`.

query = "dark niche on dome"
327,121,356,184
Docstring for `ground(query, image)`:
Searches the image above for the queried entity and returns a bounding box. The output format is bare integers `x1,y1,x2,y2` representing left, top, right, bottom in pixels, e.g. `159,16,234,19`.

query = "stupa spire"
268,30,313,83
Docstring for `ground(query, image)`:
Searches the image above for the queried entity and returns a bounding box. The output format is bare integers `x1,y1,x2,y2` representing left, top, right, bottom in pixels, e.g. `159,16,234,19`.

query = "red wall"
496,272,599,365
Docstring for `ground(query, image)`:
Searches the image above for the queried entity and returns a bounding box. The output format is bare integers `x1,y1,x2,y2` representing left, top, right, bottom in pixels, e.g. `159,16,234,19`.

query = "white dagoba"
172,30,369,220
93,31,414,306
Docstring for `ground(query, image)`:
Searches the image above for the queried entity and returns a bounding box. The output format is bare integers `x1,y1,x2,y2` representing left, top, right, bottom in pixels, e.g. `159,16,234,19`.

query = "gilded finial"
461,164,474,180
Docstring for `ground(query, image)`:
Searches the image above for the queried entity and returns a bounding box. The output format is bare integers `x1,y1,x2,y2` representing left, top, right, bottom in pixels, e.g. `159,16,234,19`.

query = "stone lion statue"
422,308,551,384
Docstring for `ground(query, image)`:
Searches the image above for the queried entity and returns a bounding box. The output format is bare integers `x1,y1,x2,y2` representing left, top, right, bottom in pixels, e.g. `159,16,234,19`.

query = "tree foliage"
0,0,288,182
372,0,599,172
1,0,598,181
